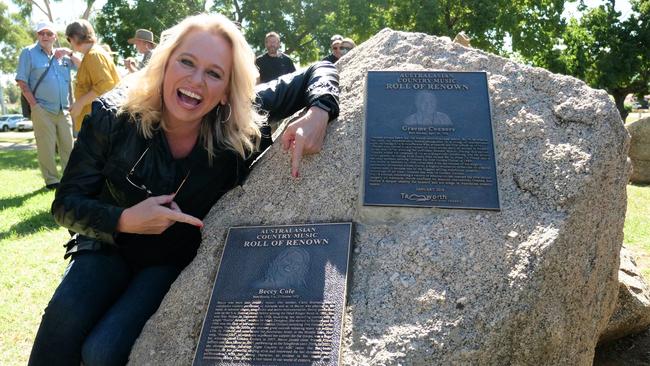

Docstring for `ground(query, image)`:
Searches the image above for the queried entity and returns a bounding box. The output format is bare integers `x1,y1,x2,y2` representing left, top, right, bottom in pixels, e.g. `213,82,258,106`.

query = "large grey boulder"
129,29,630,365
627,117,650,183
599,247,650,343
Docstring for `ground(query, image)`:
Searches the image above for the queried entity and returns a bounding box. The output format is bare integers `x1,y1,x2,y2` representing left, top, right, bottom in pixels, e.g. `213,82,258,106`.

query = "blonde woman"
65,19,120,132
29,13,339,365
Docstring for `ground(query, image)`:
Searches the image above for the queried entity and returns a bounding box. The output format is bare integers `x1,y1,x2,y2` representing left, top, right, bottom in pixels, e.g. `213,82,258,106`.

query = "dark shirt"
53,62,340,269
322,54,338,64
255,53,296,83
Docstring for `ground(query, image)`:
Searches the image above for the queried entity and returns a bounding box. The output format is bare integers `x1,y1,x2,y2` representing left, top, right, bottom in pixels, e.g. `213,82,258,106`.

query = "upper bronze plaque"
193,223,353,366
363,71,500,210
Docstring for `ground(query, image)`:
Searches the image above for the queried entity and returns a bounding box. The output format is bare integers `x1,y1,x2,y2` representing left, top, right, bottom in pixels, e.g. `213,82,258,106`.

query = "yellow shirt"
73,45,120,131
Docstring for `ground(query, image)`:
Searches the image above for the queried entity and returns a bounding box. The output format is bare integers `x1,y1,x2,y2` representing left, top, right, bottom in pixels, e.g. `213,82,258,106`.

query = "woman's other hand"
69,101,83,118
116,194,203,234
281,106,328,178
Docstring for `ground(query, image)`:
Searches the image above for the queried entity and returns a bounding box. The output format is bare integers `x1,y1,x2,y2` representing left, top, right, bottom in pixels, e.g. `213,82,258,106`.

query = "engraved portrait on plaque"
193,223,353,366
363,71,500,209
253,247,311,290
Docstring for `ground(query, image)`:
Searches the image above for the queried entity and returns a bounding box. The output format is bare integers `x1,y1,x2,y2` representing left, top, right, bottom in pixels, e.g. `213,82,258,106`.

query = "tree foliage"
210,0,569,65
4,82,21,104
0,2,33,74
538,0,650,120
95,0,206,60
211,0,339,63
11,0,96,21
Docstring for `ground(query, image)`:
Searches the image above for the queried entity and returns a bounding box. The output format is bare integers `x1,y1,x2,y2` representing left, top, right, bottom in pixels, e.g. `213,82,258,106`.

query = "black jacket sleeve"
254,61,340,123
51,99,124,244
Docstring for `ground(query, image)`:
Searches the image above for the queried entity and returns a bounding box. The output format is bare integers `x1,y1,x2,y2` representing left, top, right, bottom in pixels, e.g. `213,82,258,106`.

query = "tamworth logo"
400,193,447,202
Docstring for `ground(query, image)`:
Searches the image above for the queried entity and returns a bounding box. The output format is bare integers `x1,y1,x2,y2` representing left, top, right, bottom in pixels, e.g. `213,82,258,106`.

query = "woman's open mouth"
177,88,203,108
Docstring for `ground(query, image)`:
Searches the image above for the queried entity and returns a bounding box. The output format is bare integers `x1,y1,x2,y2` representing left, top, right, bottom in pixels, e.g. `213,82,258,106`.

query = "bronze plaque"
193,223,353,366
363,71,500,210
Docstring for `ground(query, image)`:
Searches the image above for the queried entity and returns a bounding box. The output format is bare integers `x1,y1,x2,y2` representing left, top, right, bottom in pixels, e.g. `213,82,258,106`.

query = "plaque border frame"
360,70,502,210
192,221,354,366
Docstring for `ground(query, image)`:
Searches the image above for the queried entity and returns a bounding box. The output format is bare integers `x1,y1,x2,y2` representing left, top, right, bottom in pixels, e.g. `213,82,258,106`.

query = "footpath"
0,131,36,150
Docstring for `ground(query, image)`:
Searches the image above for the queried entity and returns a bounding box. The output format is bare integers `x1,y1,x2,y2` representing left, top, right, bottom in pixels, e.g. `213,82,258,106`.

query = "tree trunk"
612,90,629,122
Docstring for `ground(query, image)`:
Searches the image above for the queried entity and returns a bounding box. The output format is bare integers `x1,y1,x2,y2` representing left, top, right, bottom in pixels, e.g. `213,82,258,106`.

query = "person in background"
125,28,157,73
340,37,356,57
65,19,121,132
28,13,339,365
322,34,343,64
255,31,296,83
15,20,79,190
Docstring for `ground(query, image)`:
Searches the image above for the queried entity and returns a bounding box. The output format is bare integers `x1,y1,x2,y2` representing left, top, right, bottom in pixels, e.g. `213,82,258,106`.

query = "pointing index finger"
291,129,305,178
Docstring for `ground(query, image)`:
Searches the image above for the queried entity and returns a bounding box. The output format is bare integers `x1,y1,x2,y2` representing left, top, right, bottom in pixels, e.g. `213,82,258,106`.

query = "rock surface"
599,247,650,343
129,29,630,365
627,117,650,183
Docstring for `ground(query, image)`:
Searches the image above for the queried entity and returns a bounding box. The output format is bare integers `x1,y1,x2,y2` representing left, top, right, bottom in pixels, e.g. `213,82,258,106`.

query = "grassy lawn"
0,149,68,365
0,145,648,365
625,184,650,279
626,110,650,124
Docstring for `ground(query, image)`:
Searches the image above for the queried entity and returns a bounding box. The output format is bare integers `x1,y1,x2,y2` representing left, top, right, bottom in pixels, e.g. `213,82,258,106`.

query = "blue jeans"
28,250,182,366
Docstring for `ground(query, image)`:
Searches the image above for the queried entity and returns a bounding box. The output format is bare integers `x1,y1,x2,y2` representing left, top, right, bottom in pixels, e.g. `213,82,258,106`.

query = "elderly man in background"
125,29,156,73
255,31,296,83
15,20,79,190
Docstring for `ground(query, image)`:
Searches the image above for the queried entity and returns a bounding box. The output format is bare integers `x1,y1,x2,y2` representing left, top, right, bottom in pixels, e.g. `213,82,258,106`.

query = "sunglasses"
126,146,191,199
340,47,352,52
332,46,340,50
38,31,55,37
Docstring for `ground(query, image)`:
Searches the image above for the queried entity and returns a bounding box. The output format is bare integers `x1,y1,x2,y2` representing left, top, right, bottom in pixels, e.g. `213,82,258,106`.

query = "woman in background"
65,19,120,132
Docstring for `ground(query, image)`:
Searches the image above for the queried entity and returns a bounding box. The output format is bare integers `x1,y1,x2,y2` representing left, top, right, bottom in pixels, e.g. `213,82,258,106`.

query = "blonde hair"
120,13,261,163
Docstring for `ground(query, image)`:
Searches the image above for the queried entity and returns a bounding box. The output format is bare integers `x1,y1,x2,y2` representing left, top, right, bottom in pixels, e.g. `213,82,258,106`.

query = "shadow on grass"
0,187,49,211
0,149,39,170
0,210,59,242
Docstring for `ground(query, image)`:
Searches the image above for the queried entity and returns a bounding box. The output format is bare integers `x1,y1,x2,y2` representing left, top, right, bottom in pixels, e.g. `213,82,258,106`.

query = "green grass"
0,147,648,365
626,111,650,124
624,184,650,279
0,149,68,365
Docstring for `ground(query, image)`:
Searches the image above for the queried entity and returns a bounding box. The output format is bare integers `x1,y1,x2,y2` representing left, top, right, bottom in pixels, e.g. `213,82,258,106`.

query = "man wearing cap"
125,29,156,73
322,34,343,64
15,21,79,190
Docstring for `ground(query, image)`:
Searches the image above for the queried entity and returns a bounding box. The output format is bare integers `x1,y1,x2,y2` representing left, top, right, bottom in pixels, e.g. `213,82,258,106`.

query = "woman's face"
162,29,232,128
66,36,82,52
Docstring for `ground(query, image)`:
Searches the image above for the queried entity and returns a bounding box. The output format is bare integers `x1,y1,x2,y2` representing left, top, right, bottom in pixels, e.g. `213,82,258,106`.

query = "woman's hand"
69,101,83,118
281,106,328,178
116,194,203,234
54,48,73,59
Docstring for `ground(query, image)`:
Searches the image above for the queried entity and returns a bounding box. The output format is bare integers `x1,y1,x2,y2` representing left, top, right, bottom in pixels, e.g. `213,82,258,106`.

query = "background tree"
212,0,339,63
536,0,650,120
210,0,569,65
4,82,22,104
12,0,96,20
0,2,33,74
95,0,206,60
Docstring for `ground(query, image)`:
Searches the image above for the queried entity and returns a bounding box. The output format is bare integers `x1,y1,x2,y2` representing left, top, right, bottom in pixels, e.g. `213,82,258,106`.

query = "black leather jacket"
52,61,339,267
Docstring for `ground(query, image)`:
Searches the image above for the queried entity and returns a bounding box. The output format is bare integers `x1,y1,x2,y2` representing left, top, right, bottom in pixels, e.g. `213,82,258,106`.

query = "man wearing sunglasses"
16,21,80,190
322,34,343,64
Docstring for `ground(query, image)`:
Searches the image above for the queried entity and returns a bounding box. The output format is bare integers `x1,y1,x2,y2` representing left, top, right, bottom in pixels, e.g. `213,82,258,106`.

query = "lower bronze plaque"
193,223,353,366
363,71,500,209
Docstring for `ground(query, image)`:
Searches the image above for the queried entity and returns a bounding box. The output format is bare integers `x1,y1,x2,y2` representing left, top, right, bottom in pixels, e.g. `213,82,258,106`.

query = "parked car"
16,119,33,131
0,114,25,131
